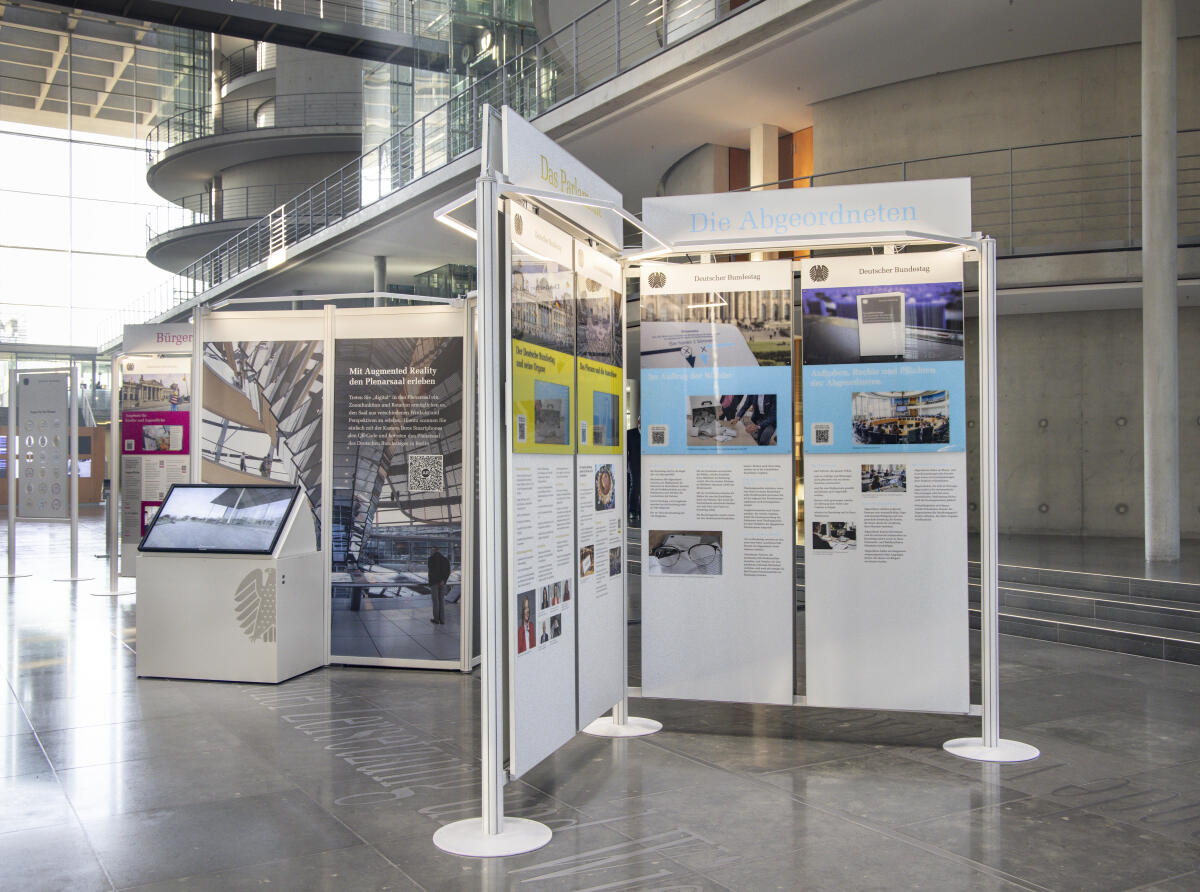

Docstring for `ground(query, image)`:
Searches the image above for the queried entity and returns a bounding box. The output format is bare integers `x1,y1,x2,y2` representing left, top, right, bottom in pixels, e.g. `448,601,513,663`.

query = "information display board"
506,205,579,776
639,261,796,706
800,253,969,713
119,356,192,572
16,372,69,519
329,307,467,665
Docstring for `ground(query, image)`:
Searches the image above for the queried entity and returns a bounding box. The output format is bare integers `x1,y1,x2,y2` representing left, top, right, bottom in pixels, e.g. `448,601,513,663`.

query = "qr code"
408,454,445,493
649,425,668,447
580,420,588,443
811,423,832,445
516,414,527,443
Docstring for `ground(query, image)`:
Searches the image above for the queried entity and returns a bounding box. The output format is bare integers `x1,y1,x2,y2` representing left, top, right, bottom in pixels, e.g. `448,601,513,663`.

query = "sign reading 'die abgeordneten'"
641,178,972,250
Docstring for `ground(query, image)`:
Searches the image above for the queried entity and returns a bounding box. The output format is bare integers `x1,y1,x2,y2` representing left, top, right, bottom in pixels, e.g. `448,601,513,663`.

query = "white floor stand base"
90,589,135,598
432,817,552,857
943,737,1040,762
583,716,662,738
1,574,32,580
55,576,95,582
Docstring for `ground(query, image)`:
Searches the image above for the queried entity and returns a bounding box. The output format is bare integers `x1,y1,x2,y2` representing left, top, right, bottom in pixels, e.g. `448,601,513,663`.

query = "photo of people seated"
810,520,856,552
861,464,907,493
851,390,950,445
686,393,778,447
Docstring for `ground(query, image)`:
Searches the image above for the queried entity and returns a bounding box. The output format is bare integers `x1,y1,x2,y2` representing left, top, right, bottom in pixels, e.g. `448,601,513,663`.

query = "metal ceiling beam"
31,0,457,68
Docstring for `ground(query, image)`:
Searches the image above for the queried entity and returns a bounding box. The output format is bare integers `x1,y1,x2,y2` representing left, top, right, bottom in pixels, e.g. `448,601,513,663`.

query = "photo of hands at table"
810,520,856,552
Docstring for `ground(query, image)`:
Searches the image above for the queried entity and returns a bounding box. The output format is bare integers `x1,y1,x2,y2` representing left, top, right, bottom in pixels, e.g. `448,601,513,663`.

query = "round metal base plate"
943,737,1040,762
0,573,32,579
582,716,663,738
432,817,552,857
90,589,135,598
54,576,95,582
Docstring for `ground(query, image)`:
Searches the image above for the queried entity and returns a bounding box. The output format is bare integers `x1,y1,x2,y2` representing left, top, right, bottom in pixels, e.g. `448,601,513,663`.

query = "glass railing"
147,91,362,164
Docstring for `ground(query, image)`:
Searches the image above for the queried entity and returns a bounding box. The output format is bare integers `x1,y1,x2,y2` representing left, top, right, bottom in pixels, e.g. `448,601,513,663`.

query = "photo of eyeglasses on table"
647,531,723,576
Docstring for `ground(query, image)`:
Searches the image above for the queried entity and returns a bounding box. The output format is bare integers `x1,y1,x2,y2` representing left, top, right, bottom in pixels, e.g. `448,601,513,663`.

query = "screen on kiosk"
140,485,297,554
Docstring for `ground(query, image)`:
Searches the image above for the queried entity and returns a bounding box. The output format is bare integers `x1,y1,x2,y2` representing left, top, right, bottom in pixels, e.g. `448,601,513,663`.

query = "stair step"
967,559,1200,603
968,581,1200,634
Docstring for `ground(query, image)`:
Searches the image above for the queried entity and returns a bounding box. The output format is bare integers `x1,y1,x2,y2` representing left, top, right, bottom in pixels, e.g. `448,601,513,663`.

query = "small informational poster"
800,253,969,714
119,357,191,570
507,203,579,776
574,240,623,455
16,372,69,519
329,323,465,664
639,261,796,706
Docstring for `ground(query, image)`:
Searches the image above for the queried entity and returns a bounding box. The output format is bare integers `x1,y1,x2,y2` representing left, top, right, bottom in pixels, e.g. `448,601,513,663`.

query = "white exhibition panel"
641,454,795,705
641,178,973,250
202,309,327,343
16,372,69,520
501,106,624,249
333,304,464,340
135,495,324,684
638,259,797,707
800,252,970,714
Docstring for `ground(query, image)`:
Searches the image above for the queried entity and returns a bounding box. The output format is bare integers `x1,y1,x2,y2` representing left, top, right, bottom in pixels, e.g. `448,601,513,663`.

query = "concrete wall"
658,143,730,196
811,38,1200,172
964,307,1200,538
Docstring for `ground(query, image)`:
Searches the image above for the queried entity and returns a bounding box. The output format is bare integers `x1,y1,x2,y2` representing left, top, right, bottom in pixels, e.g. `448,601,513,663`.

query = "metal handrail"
146,182,317,242
217,43,277,89
146,91,362,164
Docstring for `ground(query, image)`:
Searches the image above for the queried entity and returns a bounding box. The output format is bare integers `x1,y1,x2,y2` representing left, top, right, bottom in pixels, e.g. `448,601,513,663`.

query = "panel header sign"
123,323,194,354
642,178,972,250
501,106,623,249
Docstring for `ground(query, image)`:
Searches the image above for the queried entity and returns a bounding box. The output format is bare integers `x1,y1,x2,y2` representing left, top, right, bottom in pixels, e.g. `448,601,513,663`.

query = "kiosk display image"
852,391,950,445
139,484,299,554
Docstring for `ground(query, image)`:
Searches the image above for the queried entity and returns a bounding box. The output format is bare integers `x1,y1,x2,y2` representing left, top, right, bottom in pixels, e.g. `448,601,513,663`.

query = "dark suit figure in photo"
428,546,451,625
737,394,777,446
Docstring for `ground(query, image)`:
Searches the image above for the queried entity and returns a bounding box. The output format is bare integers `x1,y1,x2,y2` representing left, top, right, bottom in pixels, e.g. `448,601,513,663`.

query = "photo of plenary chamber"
852,390,949,445
531,381,570,445
647,530,723,576
811,520,856,551
686,394,778,447
862,464,907,493
801,282,964,364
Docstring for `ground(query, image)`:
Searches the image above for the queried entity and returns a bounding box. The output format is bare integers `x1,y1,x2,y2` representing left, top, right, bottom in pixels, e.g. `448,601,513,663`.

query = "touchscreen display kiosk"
140,484,299,554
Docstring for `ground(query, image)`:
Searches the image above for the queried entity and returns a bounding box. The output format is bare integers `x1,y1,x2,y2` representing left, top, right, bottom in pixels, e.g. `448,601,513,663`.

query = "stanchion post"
4,366,29,580
433,106,552,857
93,355,133,597
56,364,92,582
944,237,1038,763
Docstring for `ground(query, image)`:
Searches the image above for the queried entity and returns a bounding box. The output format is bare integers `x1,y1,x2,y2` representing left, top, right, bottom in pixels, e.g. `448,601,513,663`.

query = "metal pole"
4,366,25,579
460,297,478,673
944,238,1037,763
110,357,119,591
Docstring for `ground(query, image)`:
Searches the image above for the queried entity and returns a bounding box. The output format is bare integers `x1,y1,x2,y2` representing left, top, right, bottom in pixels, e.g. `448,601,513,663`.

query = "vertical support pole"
373,255,387,307
4,366,22,579
92,356,132,596
59,364,91,581
433,107,551,857
321,303,336,664
1142,0,1179,563
191,309,205,483
944,238,1037,763
459,297,478,673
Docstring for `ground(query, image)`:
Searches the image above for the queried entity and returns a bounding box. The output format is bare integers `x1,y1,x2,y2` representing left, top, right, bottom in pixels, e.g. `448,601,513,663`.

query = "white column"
1142,0,1179,562
373,255,387,307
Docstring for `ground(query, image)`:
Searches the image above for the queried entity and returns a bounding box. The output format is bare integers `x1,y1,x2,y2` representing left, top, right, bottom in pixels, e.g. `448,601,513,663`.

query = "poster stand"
3,367,31,580
53,365,93,582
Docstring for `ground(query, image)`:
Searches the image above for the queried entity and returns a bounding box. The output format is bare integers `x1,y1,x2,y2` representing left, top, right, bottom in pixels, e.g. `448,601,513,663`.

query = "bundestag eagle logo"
514,214,524,236
234,568,277,643
809,264,830,283
646,271,667,289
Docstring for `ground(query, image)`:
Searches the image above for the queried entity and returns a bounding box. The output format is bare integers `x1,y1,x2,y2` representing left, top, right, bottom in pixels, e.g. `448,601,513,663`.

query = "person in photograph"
540,586,550,609
517,598,535,654
428,545,451,625
737,394,777,446
550,615,562,638
720,394,745,421
552,582,561,605
540,621,549,644
580,545,594,577
562,579,571,602
595,464,615,511
168,382,182,411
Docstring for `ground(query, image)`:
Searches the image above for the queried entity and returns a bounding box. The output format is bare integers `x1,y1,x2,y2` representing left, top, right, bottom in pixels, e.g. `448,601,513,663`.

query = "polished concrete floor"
4,511,1200,890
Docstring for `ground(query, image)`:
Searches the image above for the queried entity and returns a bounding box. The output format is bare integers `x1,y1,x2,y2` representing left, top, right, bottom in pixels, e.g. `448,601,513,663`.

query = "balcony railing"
146,91,362,164
217,43,277,90
146,183,317,242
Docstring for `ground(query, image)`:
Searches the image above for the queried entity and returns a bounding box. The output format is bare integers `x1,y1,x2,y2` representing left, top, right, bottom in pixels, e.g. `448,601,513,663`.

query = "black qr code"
649,425,668,446
516,415,527,443
811,423,832,445
409,455,444,493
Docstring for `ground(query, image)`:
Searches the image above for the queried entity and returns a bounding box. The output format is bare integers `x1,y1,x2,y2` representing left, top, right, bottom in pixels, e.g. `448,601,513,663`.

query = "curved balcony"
145,182,313,273
217,43,277,95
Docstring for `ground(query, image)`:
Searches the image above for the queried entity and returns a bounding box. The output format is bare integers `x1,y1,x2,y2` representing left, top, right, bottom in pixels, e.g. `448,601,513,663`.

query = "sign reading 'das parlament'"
501,106,624,249
123,323,194,354
641,178,972,249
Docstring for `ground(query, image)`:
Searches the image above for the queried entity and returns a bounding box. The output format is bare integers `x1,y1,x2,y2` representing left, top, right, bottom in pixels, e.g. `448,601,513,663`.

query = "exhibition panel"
118,355,192,576
15,371,70,520
800,253,969,713
638,260,796,706
330,306,471,667
135,482,324,684
505,203,580,778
